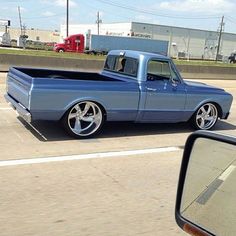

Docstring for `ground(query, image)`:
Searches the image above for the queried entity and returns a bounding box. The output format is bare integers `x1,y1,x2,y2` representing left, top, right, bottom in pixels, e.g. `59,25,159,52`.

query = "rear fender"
61,97,107,119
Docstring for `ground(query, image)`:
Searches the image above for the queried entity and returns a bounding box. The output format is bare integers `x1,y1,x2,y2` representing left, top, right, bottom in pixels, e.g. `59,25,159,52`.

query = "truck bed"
5,67,140,122
16,68,119,81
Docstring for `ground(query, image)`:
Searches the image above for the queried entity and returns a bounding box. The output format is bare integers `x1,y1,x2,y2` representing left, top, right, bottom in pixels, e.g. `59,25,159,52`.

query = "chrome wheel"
194,103,218,130
65,101,104,138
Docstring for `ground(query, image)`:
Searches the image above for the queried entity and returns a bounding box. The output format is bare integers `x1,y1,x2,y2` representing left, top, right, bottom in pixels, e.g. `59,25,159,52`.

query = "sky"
0,0,236,33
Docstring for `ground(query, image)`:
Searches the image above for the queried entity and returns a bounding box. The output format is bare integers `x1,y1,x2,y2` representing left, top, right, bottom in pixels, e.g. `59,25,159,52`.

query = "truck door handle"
147,87,157,92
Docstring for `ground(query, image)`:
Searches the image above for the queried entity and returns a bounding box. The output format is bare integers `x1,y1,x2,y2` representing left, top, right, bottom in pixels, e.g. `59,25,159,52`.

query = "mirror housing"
176,131,236,236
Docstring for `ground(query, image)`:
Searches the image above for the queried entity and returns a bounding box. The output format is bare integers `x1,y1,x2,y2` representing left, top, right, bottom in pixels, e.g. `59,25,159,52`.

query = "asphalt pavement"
1,72,236,236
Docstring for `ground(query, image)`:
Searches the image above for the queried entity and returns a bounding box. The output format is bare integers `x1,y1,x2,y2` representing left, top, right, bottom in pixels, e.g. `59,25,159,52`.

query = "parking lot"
1,72,236,236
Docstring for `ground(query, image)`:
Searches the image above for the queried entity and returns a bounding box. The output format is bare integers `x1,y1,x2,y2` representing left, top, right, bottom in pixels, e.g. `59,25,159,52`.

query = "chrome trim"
4,94,32,123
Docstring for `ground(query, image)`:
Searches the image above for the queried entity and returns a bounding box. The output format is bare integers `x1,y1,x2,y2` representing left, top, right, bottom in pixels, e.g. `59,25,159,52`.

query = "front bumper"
4,94,32,123
223,112,230,120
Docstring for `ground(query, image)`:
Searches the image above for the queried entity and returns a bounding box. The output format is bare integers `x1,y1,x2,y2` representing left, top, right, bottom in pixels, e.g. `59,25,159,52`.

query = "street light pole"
66,0,69,37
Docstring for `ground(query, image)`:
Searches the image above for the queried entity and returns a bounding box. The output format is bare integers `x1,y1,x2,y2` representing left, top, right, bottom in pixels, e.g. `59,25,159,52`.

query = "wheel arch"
58,48,65,52
60,98,107,121
211,102,223,118
189,100,223,121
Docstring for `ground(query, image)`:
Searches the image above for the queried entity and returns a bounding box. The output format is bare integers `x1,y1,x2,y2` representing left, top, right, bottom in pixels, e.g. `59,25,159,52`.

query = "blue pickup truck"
5,50,233,138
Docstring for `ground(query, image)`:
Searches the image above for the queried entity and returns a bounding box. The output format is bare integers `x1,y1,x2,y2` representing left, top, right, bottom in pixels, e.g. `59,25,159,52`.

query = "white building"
61,22,236,59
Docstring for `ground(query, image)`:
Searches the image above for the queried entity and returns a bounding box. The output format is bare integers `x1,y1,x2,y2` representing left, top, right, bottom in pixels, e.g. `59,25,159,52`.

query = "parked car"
4,50,233,138
176,131,236,236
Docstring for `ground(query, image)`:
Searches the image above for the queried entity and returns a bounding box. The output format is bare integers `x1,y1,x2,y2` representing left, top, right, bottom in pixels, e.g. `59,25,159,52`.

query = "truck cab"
53,34,85,53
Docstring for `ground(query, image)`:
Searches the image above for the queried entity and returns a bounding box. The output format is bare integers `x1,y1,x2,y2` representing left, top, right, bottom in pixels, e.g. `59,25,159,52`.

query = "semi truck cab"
53,34,85,53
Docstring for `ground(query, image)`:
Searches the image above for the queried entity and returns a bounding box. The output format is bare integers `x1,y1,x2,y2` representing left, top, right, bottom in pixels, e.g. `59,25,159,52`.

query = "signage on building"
106,32,125,36
132,33,151,39
53,32,60,36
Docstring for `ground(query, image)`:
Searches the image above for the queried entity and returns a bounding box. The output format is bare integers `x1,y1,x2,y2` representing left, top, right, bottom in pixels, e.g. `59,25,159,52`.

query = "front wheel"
191,103,218,130
62,101,105,138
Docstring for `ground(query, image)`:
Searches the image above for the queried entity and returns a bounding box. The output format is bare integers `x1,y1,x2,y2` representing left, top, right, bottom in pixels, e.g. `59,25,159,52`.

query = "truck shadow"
17,117,236,142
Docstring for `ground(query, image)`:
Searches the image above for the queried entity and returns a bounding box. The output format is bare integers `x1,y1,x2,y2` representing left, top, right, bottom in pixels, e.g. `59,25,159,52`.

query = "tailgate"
6,67,33,109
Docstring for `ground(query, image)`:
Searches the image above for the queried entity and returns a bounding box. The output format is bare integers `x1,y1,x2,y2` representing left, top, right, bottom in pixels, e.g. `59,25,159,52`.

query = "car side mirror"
176,131,236,236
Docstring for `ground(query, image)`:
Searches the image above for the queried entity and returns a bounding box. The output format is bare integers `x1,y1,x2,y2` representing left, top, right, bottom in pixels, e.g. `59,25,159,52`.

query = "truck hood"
54,43,65,47
184,80,225,92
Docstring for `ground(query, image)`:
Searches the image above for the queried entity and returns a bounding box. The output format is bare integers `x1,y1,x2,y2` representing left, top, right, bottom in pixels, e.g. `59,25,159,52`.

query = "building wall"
60,23,132,42
0,27,60,43
131,22,236,59
62,21,236,58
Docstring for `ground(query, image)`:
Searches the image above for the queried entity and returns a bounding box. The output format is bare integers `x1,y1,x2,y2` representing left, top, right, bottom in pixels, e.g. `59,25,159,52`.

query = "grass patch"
174,59,236,67
0,48,105,60
0,48,235,67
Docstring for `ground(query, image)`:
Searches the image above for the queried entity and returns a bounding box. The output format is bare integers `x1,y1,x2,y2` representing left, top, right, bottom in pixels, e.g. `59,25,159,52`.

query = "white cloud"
18,6,27,12
54,0,77,7
159,0,234,13
42,11,56,17
135,14,152,22
41,0,77,7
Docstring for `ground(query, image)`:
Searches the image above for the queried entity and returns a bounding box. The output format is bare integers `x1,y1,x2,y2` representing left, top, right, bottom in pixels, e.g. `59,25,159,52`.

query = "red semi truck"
53,34,169,55
54,34,85,53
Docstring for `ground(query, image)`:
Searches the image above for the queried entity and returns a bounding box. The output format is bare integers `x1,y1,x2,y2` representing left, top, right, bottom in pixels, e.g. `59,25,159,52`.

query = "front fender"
186,93,232,120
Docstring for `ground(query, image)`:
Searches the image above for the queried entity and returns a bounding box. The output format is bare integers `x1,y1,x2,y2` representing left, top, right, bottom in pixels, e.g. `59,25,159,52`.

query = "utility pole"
66,0,69,37
18,6,23,35
215,15,224,61
96,12,102,35
18,6,27,49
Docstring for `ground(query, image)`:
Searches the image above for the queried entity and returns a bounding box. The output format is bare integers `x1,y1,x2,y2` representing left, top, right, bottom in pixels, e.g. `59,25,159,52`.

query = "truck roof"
108,50,169,60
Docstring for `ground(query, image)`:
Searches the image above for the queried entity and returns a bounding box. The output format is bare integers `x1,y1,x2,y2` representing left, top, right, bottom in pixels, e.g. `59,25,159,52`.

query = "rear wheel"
191,103,218,130
58,49,65,53
62,101,105,138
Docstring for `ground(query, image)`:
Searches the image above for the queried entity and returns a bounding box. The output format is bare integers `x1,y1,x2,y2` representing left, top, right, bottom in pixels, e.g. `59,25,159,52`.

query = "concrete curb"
0,54,104,72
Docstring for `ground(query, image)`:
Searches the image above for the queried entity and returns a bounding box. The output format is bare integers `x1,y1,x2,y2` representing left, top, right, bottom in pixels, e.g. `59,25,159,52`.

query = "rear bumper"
4,94,32,123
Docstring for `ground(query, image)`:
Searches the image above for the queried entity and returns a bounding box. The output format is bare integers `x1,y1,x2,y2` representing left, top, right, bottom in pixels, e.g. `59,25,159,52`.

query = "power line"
82,1,133,22
225,16,236,25
92,0,221,19
23,14,64,20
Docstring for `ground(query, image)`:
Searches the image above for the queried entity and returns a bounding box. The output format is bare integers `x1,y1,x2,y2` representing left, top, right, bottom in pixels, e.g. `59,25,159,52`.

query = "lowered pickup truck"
5,50,233,138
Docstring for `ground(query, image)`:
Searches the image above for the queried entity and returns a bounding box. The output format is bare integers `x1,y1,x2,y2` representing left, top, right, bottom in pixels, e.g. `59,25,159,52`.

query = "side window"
104,56,138,77
104,55,117,70
147,60,171,80
116,57,138,76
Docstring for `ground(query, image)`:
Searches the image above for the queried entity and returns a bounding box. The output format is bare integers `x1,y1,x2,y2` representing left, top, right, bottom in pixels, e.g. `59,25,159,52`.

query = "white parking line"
0,107,12,110
0,146,182,167
218,165,236,181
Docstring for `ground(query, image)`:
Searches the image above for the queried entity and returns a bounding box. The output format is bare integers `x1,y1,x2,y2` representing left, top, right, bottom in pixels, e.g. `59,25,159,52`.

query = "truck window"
104,55,117,70
104,55,138,78
147,60,171,80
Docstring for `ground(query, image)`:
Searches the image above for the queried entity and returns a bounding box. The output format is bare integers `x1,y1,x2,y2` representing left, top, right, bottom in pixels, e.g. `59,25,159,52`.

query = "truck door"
142,59,187,122
65,39,73,52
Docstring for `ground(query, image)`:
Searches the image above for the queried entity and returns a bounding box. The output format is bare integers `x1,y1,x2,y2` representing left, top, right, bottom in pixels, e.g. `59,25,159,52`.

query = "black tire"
62,101,105,138
190,103,218,130
58,49,65,53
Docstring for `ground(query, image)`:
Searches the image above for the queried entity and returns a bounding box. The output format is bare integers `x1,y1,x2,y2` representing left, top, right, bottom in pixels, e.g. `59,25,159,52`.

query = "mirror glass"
180,137,236,236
